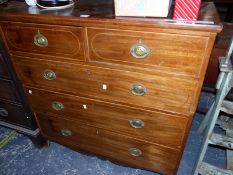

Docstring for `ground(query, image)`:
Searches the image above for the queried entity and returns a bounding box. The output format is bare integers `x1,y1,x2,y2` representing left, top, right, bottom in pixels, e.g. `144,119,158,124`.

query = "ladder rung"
199,162,233,175
217,116,233,131
226,130,233,171
216,116,233,170
229,77,233,88
209,133,233,149
221,100,233,115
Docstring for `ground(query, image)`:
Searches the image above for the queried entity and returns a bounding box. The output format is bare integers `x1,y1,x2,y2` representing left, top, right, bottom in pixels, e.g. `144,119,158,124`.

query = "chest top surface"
0,0,222,32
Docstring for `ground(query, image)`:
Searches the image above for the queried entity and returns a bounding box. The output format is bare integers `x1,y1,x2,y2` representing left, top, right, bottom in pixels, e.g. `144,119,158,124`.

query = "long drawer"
87,28,209,78
37,113,180,175
1,22,85,61
0,100,30,128
24,86,189,149
13,56,198,115
0,78,20,103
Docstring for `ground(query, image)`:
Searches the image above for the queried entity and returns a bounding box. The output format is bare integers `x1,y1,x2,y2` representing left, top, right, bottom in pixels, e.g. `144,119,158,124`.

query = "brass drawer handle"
128,148,142,157
61,129,72,137
43,69,56,80
130,84,147,96
129,119,144,129
34,31,48,47
130,43,150,59
0,108,8,117
52,101,64,111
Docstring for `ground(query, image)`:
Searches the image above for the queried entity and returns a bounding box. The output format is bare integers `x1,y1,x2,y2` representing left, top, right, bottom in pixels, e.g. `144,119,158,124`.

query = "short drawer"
24,86,189,148
13,57,198,115
0,54,9,78
1,22,85,61
0,100,30,128
0,79,20,103
37,113,180,175
87,28,209,77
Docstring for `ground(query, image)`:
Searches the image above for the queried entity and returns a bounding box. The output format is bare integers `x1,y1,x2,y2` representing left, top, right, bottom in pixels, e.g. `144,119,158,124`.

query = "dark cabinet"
0,54,9,78
0,79,21,102
0,38,44,146
0,101,31,128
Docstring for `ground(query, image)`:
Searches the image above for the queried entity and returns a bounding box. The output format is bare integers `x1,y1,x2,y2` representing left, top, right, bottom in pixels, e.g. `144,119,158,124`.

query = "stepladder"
193,37,233,175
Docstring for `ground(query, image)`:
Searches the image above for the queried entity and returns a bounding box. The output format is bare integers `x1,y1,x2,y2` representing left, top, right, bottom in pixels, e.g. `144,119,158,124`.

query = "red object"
173,0,202,20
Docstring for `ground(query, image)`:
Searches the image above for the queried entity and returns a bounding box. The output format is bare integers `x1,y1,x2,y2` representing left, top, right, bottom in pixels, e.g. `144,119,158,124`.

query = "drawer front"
24,86,189,148
0,54,9,78
13,57,198,115
37,113,180,175
0,79,20,103
0,100,30,128
87,28,209,77
1,22,84,61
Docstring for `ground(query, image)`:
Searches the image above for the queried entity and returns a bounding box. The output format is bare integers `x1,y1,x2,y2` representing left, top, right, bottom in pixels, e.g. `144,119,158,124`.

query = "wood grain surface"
37,112,180,175
1,22,85,62
23,86,189,149
12,56,198,115
87,27,209,78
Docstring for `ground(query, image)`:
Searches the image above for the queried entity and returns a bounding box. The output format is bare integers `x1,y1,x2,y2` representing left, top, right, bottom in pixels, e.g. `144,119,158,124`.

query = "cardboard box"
114,0,172,17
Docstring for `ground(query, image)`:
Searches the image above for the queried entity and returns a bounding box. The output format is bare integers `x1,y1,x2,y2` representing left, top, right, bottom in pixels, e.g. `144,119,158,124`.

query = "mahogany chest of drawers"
0,1,222,174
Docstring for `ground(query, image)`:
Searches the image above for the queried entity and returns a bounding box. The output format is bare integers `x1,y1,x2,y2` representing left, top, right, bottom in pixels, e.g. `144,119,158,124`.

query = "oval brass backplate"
61,129,72,137
129,119,144,128
128,147,142,157
34,31,48,47
130,84,147,96
130,43,150,59
52,101,64,111
43,69,56,80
